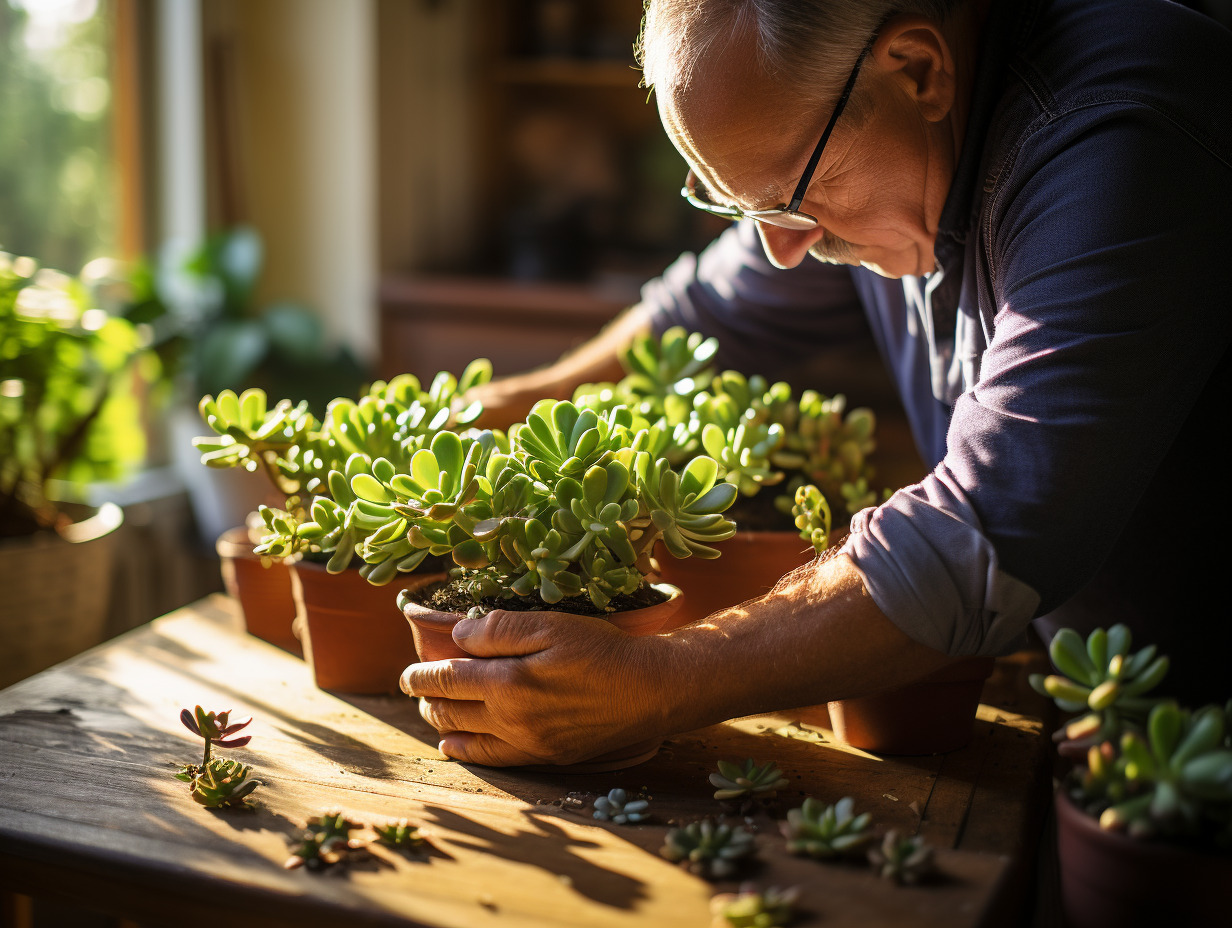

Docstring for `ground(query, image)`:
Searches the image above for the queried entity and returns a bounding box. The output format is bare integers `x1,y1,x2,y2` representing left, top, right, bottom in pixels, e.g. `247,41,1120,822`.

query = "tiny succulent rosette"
710,884,800,928
868,831,935,885
661,819,757,879
593,788,650,824
710,758,787,802
374,819,429,853
1030,625,1170,758
781,796,873,860
183,758,261,809
285,812,364,870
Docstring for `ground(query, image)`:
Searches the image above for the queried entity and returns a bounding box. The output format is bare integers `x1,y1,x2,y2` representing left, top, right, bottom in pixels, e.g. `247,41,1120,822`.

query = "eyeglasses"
680,37,875,230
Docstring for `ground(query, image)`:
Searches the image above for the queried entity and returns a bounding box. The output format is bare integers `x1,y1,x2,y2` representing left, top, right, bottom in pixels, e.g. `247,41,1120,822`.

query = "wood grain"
0,595,1052,927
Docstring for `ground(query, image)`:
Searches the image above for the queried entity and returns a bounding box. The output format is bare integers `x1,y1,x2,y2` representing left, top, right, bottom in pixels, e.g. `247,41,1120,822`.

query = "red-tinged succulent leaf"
217,735,252,749
180,708,201,735
220,718,252,736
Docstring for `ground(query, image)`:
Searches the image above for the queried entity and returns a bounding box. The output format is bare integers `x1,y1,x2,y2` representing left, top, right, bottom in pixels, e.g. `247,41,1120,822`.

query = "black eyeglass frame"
680,36,876,230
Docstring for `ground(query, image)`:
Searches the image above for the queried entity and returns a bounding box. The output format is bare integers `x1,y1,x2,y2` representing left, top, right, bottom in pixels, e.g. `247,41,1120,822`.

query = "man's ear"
871,16,956,123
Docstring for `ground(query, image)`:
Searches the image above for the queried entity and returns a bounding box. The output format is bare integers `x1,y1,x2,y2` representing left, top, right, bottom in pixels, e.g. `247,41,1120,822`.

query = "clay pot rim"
1055,787,1232,862
402,580,682,627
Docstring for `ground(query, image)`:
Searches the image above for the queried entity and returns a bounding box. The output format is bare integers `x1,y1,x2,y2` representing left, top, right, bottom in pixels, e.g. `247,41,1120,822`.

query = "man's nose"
756,222,824,270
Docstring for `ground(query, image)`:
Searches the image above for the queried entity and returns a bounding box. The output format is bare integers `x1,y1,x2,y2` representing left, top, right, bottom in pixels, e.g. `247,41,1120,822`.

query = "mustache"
808,231,858,265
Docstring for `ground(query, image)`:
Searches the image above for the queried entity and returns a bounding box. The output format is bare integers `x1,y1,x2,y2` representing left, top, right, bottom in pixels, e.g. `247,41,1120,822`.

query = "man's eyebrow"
697,176,786,210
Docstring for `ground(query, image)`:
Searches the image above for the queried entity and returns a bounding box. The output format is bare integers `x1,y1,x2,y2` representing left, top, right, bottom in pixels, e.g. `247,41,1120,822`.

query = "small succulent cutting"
661,819,757,879
285,812,364,870
175,706,260,808
868,831,935,884
710,884,800,928
1029,624,1169,756
179,705,253,770
179,759,260,809
374,819,430,853
710,758,787,802
593,788,650,824
791,484,833,556
781,796,873,859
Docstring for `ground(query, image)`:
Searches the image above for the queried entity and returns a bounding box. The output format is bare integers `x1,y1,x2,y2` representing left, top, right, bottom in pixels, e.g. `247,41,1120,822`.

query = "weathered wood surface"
0,595,1053,928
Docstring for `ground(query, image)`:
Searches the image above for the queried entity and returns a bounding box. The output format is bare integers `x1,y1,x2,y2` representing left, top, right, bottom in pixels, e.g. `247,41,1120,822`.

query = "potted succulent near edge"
577,328,993,755
0,254,148,687
191,360,491,689
1030,625,1232,928
260,397,739,769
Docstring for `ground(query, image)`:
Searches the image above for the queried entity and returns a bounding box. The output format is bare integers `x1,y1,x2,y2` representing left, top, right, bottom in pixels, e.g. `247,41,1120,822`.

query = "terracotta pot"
290,561,445,694
216,527,301,656
811,656,996,755
403,582,684,772
653,530,818,624
1055,788,1231,928
0,502,123,689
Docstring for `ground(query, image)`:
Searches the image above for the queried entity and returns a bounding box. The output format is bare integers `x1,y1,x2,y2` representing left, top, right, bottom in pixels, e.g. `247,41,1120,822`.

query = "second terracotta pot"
290,561,445,694
216,527,301,656
404,582,684,772
800,656,996,755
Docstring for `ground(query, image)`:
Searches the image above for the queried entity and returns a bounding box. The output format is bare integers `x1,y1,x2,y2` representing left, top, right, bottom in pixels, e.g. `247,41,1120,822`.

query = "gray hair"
637,0,966,112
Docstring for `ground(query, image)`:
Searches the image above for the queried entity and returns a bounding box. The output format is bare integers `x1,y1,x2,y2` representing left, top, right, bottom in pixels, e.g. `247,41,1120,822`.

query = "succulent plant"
1030,624,1169,756
710,884,800,928
285,812,363,870
593,788,650,824
1075,701,1232,841
374,819,429,852
781,797,874,859
572,327,881,524
661,819,757,879
867,831,935,884
179,705,252,769
181,758,261,809
710,758,786,802
257,397,739,612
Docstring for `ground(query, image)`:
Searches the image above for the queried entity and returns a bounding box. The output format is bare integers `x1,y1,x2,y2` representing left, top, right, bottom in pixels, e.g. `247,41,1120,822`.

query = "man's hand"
400,608,673,767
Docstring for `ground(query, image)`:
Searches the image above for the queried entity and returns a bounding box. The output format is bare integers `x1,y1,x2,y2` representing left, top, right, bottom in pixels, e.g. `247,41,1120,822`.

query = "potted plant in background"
0,253,149,687
260,397,740,769
192,360,492,691
1031,624,1232,928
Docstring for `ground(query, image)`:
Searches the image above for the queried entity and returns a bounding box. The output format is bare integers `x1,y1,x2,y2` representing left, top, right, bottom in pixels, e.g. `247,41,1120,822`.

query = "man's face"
659,25,957,279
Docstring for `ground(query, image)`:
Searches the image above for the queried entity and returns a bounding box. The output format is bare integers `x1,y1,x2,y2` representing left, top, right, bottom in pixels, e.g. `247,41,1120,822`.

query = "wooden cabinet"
377,0,724,380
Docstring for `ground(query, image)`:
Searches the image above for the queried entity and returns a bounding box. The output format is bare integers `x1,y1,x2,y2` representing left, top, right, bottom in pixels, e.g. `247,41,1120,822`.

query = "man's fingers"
438,731,545,767
418,696,489,735
401,657,488,700
452,608,610,658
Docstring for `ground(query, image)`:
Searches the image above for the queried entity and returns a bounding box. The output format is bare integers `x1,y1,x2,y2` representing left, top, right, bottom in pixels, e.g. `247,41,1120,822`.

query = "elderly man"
404,0,1232,767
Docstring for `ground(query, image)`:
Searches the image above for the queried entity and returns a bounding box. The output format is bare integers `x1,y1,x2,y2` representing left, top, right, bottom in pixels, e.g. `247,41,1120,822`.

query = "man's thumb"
452,609,560,658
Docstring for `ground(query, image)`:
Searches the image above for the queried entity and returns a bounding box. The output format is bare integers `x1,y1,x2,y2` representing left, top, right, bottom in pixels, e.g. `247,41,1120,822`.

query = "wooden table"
0,595,1054,928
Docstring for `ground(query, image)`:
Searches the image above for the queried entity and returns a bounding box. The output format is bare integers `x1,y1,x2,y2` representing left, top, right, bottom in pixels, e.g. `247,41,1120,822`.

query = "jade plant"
573,326,882,526
259,398,739,613
867,831,935,884
661,819,757,879
593,788,651,824
781,796,874,860
710,885,800,928
710,758,786,802
174,706,260,808
1030,624,1170,757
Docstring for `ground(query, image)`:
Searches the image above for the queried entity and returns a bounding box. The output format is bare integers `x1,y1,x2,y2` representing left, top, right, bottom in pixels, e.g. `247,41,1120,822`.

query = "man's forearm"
649,553,957,735
470,304,652,427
